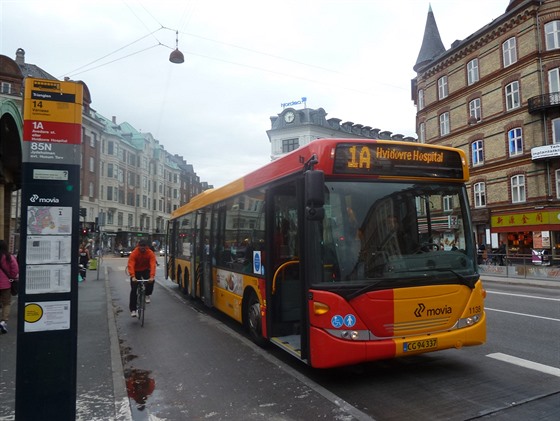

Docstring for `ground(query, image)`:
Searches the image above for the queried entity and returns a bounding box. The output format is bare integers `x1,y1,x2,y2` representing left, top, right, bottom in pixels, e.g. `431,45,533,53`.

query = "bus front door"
268,183,306,360
193,210,212,306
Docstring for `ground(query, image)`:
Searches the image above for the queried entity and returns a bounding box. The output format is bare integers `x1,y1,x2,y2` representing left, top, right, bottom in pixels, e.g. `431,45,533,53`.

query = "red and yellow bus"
165,138,486,368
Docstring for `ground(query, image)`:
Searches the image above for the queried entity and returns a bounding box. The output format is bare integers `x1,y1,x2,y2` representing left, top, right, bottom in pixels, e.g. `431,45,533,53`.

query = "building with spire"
412,0,560,271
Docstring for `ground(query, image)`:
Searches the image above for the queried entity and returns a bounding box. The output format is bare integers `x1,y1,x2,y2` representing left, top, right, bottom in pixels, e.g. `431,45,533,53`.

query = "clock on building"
284,111,295,123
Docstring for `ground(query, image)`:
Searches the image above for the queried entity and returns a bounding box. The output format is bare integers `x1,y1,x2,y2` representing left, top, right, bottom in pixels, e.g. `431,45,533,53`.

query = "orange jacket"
127,246,156,279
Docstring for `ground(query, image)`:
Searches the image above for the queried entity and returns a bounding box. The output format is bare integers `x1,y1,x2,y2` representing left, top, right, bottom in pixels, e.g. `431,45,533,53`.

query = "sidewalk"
0,267,557,420
480,273,560,288
0,264,131,421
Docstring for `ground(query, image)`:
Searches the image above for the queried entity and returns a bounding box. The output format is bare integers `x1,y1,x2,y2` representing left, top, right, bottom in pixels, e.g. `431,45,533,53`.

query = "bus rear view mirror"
304,170,325,206
305,170,325,221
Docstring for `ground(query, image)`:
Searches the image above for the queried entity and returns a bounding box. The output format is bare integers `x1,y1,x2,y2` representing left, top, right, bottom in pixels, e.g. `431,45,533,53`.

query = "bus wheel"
245,291,266,346
181,270,190,296
177,268,187,295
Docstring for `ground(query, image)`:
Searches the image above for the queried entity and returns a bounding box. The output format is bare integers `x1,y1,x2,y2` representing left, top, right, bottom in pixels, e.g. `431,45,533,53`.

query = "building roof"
413,5,446,72
14,48,57,80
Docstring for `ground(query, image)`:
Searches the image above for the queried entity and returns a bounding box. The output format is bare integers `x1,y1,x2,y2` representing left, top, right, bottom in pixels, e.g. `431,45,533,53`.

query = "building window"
511,175,526,203
474,182,486,208
418,89,425,110
90,132,96,148
549,68,560,103
1,82,11,94
545,20,560,50
443,195,453,212
553,118,560,144
419,122,426,143
107,186,113,201
438,76,448,100
467,59,479,85
556,170,560,199
508,128,523,156
88,182,94,197
505,81,520,110
89,157,95,172
472,140,484,166
469,98,482,121
282,138,299,153
502,37,517,67
439,112,450,136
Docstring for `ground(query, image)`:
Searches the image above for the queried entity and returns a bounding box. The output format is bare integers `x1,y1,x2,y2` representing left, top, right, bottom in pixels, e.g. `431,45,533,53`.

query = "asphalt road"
110,260,560,420
302,280,560,420
109,259,372,420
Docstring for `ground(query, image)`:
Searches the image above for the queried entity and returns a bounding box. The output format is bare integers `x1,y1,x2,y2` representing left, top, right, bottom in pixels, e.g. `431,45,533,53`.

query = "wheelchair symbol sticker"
331,315,344,328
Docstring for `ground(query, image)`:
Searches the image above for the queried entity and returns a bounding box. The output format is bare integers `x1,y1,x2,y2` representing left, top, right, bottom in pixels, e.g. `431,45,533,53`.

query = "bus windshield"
319,180,477,289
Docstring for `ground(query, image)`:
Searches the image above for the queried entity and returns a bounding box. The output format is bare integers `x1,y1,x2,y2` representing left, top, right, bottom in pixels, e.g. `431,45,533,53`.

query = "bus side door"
193,209,212,306
267,181,307,357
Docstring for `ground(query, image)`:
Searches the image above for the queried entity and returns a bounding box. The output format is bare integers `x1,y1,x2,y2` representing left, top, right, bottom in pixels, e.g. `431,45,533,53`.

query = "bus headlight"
457,314,481,329
326,329,370,340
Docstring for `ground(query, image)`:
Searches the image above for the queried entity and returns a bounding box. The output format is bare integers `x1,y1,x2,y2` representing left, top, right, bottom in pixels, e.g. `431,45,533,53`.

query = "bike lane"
108,262,373,421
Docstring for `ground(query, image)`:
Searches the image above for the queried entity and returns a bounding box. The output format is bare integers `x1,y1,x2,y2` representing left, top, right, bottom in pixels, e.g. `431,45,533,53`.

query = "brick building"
412,0,560,263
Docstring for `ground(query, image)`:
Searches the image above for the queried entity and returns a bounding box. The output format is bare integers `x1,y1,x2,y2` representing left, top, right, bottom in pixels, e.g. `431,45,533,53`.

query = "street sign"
16,77,83,420
22,79,82,165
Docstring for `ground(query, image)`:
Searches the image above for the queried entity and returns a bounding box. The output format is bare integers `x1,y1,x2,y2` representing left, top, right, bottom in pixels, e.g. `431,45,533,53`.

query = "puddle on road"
125,368,156,411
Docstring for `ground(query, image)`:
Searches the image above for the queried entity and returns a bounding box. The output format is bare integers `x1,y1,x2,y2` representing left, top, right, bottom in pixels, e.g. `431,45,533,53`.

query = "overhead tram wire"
129,1,341,76
59,27,169,79
173,29,406,93
62,44,165,79
173,49,384,98
180,30,342,75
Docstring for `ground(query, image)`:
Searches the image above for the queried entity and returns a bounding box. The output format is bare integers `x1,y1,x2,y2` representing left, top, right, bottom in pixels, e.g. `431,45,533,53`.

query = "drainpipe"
535,1,552,198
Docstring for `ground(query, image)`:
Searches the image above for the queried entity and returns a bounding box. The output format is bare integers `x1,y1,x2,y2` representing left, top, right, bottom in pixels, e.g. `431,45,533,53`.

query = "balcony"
528,92,560,114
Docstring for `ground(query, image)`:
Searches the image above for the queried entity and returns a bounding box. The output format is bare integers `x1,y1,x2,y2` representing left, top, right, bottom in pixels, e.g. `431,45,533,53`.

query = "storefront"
491,208,560,266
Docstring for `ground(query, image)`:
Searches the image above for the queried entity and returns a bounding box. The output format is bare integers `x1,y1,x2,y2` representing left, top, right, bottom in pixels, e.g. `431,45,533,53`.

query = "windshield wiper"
432,268,477,288
345,279,389,300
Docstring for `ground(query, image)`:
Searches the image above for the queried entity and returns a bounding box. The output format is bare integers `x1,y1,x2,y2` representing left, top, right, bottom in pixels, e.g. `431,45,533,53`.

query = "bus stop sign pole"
15,78,83,420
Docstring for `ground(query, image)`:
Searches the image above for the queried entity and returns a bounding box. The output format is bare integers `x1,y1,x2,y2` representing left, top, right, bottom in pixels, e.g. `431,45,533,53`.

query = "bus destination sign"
333,143,465,180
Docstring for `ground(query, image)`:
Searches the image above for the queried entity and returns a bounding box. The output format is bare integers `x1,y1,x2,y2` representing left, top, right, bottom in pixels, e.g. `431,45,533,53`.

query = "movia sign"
16,78,83,420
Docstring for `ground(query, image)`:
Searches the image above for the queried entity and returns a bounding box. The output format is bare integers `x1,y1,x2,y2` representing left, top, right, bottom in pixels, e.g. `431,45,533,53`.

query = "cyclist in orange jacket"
127,239,157,317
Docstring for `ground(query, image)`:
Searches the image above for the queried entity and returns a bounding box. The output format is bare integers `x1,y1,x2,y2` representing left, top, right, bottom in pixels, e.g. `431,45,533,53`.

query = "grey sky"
1,0,507,187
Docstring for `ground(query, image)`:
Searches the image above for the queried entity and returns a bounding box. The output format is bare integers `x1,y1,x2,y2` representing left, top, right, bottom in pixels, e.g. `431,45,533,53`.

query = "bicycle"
125,266,150,327
136,279,149,327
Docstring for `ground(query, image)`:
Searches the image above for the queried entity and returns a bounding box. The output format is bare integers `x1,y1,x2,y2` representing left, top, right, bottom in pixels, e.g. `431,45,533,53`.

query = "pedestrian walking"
150,241,160,266
127,239,157,317
0,240,19,334
79,244,90,281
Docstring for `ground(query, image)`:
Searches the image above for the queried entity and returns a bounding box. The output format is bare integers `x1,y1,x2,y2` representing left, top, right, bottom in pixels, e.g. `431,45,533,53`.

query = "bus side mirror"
305,170,325,221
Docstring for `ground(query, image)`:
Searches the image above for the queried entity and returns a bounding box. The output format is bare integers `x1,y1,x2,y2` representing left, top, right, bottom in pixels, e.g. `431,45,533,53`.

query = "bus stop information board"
16,78,83,420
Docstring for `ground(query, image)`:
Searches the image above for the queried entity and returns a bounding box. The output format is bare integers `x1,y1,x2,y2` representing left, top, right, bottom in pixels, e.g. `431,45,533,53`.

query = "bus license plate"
403,338,438,352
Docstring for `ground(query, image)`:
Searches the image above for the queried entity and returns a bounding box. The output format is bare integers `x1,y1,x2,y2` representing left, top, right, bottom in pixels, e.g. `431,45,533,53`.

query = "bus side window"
272,186,299,270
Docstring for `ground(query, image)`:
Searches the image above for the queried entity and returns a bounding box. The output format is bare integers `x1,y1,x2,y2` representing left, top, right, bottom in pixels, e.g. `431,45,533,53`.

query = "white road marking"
485,307,560,322
487,353,560,377
486,290,560,302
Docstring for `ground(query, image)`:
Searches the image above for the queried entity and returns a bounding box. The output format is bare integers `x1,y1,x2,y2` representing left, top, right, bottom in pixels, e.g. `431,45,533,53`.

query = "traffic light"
82,228,88,236
79,207,86,218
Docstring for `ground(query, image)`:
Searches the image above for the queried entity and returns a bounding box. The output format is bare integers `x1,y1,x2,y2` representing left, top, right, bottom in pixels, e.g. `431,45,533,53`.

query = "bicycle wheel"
140,289,145,327
137,285,145,327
